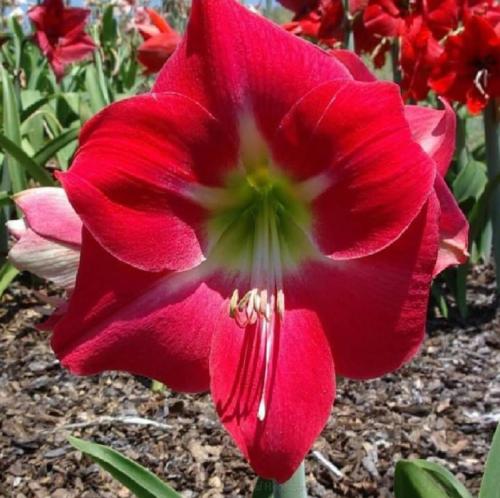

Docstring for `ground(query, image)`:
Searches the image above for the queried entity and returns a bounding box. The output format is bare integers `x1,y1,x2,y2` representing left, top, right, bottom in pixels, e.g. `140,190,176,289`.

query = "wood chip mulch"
1,267,499,498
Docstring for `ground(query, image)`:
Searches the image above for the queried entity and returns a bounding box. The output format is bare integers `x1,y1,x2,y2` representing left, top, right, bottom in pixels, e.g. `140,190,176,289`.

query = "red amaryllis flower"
416,0,459,39
362,0,408,37
461,0,500,33
430,15,500,113
48,0,466,482
136,8,181,74
351,0,456,65
28,0,95,80
401,16,443,100
283,0,345,46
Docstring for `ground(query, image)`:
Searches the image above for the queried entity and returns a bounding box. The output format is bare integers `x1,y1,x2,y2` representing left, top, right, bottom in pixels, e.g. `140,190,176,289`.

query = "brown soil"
1,267,499,498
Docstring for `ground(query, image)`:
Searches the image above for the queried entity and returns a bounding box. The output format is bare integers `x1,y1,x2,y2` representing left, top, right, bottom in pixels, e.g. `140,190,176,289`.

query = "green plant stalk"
483,100,500,292
265,0,273,16
342,0,354,50
455,107,468,172
273,462,307,498
391,38,401,85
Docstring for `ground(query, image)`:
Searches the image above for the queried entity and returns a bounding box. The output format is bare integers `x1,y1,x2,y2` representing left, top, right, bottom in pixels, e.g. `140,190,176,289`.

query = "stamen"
257,306,275,422
227,188,292,422
229,289,239,318
474,69,489,97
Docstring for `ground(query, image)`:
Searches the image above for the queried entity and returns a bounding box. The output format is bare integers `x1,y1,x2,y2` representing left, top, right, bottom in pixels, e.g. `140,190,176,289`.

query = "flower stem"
265,0,273,16
483,100,500,292
391,38,401,85
455,107,468,172
273,462,307,498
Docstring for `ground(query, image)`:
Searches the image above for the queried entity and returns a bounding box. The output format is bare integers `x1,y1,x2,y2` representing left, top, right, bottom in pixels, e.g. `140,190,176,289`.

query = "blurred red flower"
136,8,181,74
278,0,320,13
283,0,345,46
417,0,459,39
401,15,443,100
430,15,500,113
350,0,457,65
28,0,95,80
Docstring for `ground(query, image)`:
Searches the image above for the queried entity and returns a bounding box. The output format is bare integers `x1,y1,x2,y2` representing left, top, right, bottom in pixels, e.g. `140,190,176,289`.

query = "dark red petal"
289,196,439,379
61,92,238,272
52,230,226,393
138,33,181,73
433,175,469,275
210,306,334,482
329,49,376,81
153,0,351,138
273,79,435,259
405,101,456,176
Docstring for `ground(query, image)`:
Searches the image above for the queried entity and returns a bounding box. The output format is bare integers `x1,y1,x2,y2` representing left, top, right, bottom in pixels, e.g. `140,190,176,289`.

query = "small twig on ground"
311,450,345,479
42,416,173,433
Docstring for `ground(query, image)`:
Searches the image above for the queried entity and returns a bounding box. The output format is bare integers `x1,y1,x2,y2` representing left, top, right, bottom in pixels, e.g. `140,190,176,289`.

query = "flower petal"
51,230,227,393
138,32,181,73
60,92,238,272
289,196,440,379
210,306,334,482
433,175,469,275
273,79,436,259
405,100,456,176
330,49,376,81
153,0,351,138
7,223,80,288
14,187,82,246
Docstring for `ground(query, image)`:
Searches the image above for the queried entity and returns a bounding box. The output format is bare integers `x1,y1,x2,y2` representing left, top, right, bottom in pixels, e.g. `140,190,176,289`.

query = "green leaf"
469,174,500,243
33,127,79,167
453,160,488,204
479,423,500,498
101,5,118,46
85,63,108,113
0,190,10,207
7,16,24,71
0,261,19,297
252,477,274,498
20,95,53,123
456,264,468,319
68,437,182,498
431,283,449,319
0,134,54,186
395,460,473,498
1,64,26,193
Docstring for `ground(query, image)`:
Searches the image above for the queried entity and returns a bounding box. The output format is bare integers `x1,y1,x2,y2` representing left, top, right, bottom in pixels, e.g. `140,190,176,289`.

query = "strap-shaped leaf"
68,436,182,498
395,460,473,498
469,174,500,242
1,64,26,193
453,159,488,204
0,190,9,207
20,95,54,123
0,261,19,297
0,133,54,186
479,422,500,498
33,127,80,167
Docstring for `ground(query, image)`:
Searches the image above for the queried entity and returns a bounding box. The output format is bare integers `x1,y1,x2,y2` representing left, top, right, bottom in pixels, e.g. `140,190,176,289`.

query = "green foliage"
68,437,182,498
0,261,18,295
395,460,473,498
0,2,147,291
479,423,500,498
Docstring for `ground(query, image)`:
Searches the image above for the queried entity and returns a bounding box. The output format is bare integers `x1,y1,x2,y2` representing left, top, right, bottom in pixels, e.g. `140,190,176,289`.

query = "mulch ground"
1,267,499,498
